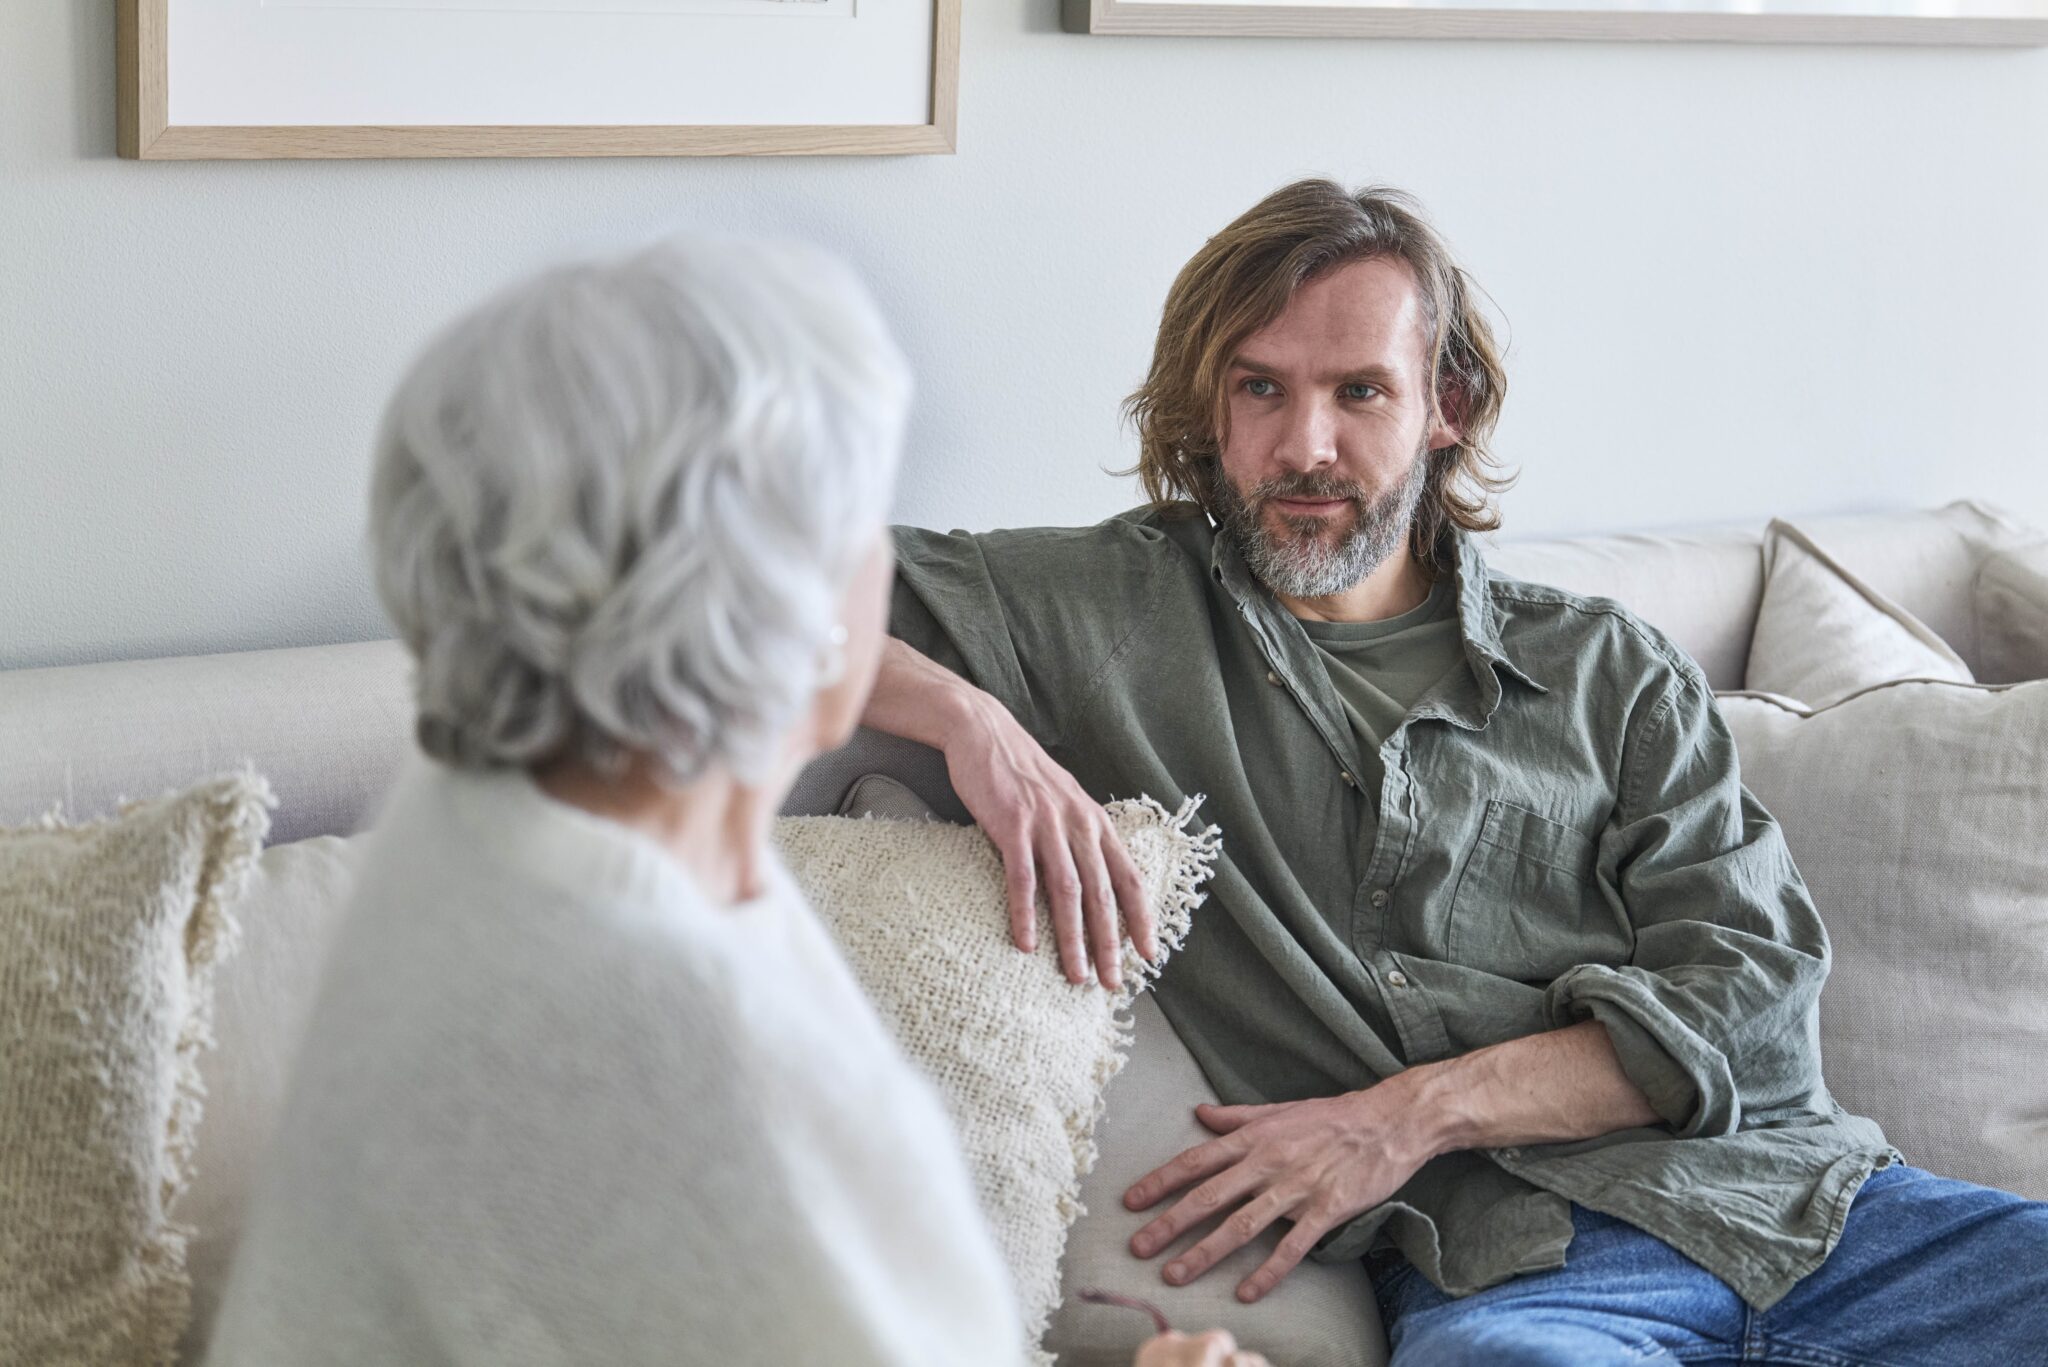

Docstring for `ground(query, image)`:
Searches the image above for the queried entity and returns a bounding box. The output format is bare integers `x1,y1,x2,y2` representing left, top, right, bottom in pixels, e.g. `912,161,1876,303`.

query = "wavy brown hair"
1120,179,1513,567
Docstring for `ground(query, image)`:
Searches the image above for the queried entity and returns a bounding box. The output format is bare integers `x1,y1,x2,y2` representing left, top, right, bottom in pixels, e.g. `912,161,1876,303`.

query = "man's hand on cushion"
938,687,1157,990
1121,1076,1435,1303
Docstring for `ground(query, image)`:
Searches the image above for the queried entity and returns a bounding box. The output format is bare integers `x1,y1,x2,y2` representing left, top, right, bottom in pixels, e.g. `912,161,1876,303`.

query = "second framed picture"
1062,0,2048,45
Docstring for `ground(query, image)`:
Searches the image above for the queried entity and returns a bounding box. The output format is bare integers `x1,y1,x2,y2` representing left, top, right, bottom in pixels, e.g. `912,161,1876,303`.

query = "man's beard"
1215,445,1433,600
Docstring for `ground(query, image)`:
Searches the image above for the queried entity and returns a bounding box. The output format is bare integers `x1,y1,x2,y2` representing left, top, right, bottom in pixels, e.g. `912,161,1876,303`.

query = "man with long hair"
864,180,2047,1362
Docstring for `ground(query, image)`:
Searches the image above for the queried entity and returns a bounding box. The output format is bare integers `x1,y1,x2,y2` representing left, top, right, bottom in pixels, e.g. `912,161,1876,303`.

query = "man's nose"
1272,396,1339,477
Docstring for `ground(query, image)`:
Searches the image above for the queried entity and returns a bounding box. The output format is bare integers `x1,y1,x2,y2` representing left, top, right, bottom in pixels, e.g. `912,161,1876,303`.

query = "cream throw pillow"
178,835,365,1361
1745,519,1972,705
1976,539,2048,684
1719,682,2048,1198
778,785,1221,1364
0,770,274,1366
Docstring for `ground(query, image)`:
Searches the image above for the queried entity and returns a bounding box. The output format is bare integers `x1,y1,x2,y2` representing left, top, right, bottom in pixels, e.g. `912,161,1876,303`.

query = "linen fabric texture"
1717,681,2048,1199
1723,530,2048,1199
0,771,274,1366
889,506,1892,1312
1974,538,2048,684
177,835,364,1361
1742,519,1973,705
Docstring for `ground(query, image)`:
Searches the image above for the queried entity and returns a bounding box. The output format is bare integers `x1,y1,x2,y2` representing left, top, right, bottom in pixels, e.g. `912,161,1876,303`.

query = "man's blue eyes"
1240,379,1379,400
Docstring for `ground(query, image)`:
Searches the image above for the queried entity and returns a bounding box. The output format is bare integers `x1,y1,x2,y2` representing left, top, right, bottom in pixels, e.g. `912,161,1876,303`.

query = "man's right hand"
941,687,1158,990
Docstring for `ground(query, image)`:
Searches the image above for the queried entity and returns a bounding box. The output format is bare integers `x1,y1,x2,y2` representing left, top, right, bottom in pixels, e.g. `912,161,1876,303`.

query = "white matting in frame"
264,1,851,15
175,0,925,127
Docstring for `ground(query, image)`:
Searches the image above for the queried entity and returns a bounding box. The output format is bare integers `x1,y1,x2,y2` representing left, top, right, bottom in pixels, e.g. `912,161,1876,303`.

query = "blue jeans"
1368,1165,2048,1366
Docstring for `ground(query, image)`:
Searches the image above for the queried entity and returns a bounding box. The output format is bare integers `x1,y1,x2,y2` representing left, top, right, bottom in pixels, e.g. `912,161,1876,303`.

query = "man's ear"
1429,379,1467,453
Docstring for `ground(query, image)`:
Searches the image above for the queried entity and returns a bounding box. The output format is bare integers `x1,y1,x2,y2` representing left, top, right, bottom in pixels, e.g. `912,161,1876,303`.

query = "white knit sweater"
203,757,1026,1366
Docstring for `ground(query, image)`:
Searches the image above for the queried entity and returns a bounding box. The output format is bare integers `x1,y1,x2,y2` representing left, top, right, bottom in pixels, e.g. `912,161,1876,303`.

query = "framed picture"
118,0,959,159
1062,0,2048,44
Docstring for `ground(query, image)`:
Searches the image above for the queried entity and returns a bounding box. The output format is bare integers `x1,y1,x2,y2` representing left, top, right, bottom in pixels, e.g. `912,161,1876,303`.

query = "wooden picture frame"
118,0,959,160
1062,0,2048,45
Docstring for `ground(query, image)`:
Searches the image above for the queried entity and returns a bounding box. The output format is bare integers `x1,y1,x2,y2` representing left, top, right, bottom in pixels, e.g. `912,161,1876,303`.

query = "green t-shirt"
1296,575,1466,811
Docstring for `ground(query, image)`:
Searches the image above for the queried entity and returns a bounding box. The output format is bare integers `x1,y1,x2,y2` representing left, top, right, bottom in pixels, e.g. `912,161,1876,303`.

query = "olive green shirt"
887,503,1895,1312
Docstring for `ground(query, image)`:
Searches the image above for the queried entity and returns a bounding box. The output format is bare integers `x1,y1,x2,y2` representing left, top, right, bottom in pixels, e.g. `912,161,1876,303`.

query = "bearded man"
861,179,2048,1363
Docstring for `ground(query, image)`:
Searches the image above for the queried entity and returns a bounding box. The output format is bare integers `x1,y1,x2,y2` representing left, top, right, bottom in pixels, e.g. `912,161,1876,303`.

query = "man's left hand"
1122,1083,1435,1304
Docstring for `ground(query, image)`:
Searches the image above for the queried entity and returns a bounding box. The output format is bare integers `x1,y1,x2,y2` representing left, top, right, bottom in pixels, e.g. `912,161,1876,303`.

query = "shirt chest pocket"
1447,799,1625,982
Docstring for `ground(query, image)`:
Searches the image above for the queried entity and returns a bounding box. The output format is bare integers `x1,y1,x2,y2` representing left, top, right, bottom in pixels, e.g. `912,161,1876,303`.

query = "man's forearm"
1398,1021,1665,1158
861,636,997,751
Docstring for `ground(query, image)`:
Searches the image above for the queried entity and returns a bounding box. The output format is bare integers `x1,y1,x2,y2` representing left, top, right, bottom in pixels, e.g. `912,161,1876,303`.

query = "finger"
1123,1134,1244,1212
1134,1330,1235,1367
995,824,1039,954
1227,1354,1273,1367
1131,1161,1266,1261
1101,823,1158,963
1194,1101,1290,1134
1074,830,1123,991
1034,830,1089,985
1235,1204,1338,1305
1162,1186,1297,1289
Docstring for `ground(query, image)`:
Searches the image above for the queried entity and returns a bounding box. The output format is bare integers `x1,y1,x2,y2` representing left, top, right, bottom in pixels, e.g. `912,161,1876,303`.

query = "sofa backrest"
0,500,2025,843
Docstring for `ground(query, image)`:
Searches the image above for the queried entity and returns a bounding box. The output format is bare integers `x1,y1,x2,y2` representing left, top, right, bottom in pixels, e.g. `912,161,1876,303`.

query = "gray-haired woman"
202,237,1261,1367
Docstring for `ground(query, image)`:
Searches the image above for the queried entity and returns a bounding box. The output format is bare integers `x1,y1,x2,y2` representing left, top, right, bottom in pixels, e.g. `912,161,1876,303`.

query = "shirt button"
1385,970,1409,988
1369,888,1389,908
1266,670,1282,686
1500,1148,1522,1161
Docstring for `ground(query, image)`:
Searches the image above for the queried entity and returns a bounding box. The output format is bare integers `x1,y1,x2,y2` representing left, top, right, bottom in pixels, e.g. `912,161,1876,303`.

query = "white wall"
4,2,2045,670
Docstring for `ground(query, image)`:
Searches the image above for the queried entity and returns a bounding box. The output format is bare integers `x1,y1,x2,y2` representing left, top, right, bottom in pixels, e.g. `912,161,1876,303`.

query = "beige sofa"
1,499,2037,1366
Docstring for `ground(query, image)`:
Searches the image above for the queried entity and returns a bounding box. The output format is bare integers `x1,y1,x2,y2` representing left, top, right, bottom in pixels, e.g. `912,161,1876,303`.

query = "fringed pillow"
0,771,273,1366
776,782,1219,1365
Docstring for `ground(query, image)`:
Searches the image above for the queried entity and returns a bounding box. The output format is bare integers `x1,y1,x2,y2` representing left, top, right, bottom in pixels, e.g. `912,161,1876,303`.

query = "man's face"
1213,256,1460,599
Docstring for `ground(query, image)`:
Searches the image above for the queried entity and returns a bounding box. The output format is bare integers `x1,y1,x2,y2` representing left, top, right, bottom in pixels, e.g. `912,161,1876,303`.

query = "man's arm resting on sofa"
1121,1019,1661,1305
862,636,1157,990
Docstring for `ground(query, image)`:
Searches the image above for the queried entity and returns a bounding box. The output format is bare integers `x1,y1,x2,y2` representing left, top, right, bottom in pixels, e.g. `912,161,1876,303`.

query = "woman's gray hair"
369,234,910,787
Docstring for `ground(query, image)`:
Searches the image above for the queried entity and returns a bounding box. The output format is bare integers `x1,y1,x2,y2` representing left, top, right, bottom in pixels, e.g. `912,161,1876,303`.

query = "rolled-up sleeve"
1546,667,1831,1139
890,525,1045,742
888,519,1166,753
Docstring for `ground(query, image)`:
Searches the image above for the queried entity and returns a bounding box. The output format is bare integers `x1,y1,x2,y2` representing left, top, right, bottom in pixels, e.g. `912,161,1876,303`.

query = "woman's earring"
817,623,849,687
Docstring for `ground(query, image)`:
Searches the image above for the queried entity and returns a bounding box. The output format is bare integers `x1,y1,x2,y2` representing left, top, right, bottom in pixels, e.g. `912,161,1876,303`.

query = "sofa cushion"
0,640,412,847
177,835,366,1362
1485,499,2027,690
1487,522,1765,690
1744,519,1971,706
1720,682,2048,1198
0,770,272,1366
1975,539,2048,685
1049,991,1387,1367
